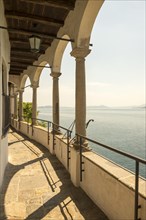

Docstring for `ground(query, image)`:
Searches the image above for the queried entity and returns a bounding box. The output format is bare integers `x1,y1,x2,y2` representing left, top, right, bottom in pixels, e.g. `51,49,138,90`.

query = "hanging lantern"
29,35,41,53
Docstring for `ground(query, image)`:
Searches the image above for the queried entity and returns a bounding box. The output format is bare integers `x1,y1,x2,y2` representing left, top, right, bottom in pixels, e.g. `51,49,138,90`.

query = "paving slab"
0,129,108,220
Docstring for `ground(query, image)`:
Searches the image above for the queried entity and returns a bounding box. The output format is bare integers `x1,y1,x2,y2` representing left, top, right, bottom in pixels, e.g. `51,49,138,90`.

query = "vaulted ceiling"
3,0,76,75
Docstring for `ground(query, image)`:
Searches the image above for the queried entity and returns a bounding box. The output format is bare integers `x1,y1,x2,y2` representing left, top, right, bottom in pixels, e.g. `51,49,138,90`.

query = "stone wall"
11,120,146,220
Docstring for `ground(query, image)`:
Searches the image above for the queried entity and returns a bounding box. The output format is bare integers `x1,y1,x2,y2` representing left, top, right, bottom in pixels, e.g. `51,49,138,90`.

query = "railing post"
52,123,55,150
11,114,14,126
48,121,50,145
79,135,84,182
134,161,140,220
18,117,21,130
67,130,71,169
27,117,29,134
31,118,34,136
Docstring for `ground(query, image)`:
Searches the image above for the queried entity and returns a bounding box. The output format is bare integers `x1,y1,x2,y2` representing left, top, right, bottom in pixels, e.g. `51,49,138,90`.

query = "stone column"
71,47,91,138
31,83,38,125
18,89,24,121
14,92,18,119
50,72,61,132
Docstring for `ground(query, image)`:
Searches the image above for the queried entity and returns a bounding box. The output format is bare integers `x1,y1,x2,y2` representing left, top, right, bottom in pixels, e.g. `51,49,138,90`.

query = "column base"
72,139,91,151
51,129,62,135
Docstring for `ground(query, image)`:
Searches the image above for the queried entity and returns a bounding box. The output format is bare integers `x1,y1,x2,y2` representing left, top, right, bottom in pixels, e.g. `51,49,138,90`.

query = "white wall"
80,152,146,220
0,0,10,188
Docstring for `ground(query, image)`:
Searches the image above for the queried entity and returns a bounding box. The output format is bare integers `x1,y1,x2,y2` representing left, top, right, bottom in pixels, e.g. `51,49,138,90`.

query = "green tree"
22,102,46,127
23,102,32,122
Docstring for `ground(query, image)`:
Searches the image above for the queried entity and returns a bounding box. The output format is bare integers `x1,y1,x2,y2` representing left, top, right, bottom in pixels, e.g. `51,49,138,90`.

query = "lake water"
38,106,146,178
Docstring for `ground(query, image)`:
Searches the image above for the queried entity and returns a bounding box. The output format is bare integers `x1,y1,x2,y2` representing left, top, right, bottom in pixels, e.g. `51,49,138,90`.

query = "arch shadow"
0,128,108,220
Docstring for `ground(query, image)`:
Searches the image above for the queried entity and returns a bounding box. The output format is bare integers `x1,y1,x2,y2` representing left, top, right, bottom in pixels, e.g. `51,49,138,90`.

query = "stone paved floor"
0,129,108,220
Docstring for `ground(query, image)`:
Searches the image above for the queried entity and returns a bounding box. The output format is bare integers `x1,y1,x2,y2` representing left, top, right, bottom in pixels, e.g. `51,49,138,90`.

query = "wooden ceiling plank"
5,11,64,27
11,52,41,57
10,38,51,47
10,64,28,68
10,60,33,65
10,67,27,72
11,56,36,61
10,69,23,72
8,27,56,39
9,72,23,75
9,72,21,74
0,26,73,42
11,47,45,53
8,58,32,65
19,0,74,10
10,61,51,69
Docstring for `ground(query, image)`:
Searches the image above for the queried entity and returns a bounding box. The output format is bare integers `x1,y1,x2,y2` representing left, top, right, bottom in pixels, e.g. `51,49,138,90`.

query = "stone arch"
20,74,31,90
33,60,49,85
9,81,16,86
52,35,72,73
76,0,104,47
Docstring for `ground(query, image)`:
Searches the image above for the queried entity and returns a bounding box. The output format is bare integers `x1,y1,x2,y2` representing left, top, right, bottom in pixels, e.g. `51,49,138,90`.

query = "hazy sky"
23,0,145,107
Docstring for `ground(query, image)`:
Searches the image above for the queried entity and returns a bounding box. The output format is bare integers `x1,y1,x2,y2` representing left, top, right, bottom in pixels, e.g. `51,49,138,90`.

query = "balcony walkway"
0,129,108,220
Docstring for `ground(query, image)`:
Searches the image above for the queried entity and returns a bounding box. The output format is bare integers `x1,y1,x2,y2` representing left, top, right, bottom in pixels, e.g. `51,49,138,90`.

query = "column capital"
18,89,24,93
31,82,39,89
71,47,91,58
14,85,18,93
50,72,61,78
14,91,18,96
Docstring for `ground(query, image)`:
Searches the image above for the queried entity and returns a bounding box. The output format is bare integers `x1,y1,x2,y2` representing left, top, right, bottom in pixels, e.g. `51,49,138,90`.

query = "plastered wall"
0,0,10,188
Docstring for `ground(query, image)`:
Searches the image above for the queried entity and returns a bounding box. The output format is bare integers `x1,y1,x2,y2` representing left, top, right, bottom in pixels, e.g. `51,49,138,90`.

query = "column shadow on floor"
0,129,108,220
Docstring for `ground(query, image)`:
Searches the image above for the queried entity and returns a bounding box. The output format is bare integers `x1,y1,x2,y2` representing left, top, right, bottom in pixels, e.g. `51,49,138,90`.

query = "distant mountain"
38,105,52,108
86,105,110,109
137,104,146,108
96,105,110,109
91,104,146,109
129,104,146,109
38,104,146,109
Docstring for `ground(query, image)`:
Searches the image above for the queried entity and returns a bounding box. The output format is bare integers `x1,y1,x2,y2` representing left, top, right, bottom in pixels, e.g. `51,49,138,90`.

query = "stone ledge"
82,151,146,198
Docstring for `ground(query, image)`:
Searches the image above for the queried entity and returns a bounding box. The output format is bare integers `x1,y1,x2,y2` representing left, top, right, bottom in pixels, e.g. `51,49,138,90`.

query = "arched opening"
59,43,75,128
84,1,145,173
86,1,145,107
37,64,52,121
76,0,104,47
23,77,32,103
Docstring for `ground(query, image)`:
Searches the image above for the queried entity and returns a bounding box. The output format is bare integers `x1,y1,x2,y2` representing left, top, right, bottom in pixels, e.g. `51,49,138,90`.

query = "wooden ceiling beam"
9,61,51,69
10,38,51,47
10,63,28,68
19,0,74,10
10,69,23,72
10,66,27,70
10,60,33,65
0,26,74,42
5,11,64,27
11,47,45,53
9,72,22,75
10,70,22,72
11,66,27,70
11,54,37,60
10,69,26,74
7,27,56,39
11,58,39,64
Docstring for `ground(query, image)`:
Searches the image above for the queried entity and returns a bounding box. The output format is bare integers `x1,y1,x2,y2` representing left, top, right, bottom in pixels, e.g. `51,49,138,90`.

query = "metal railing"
31,118,73,169
15,116,73,168
11,115,146,220
76,134,146,220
